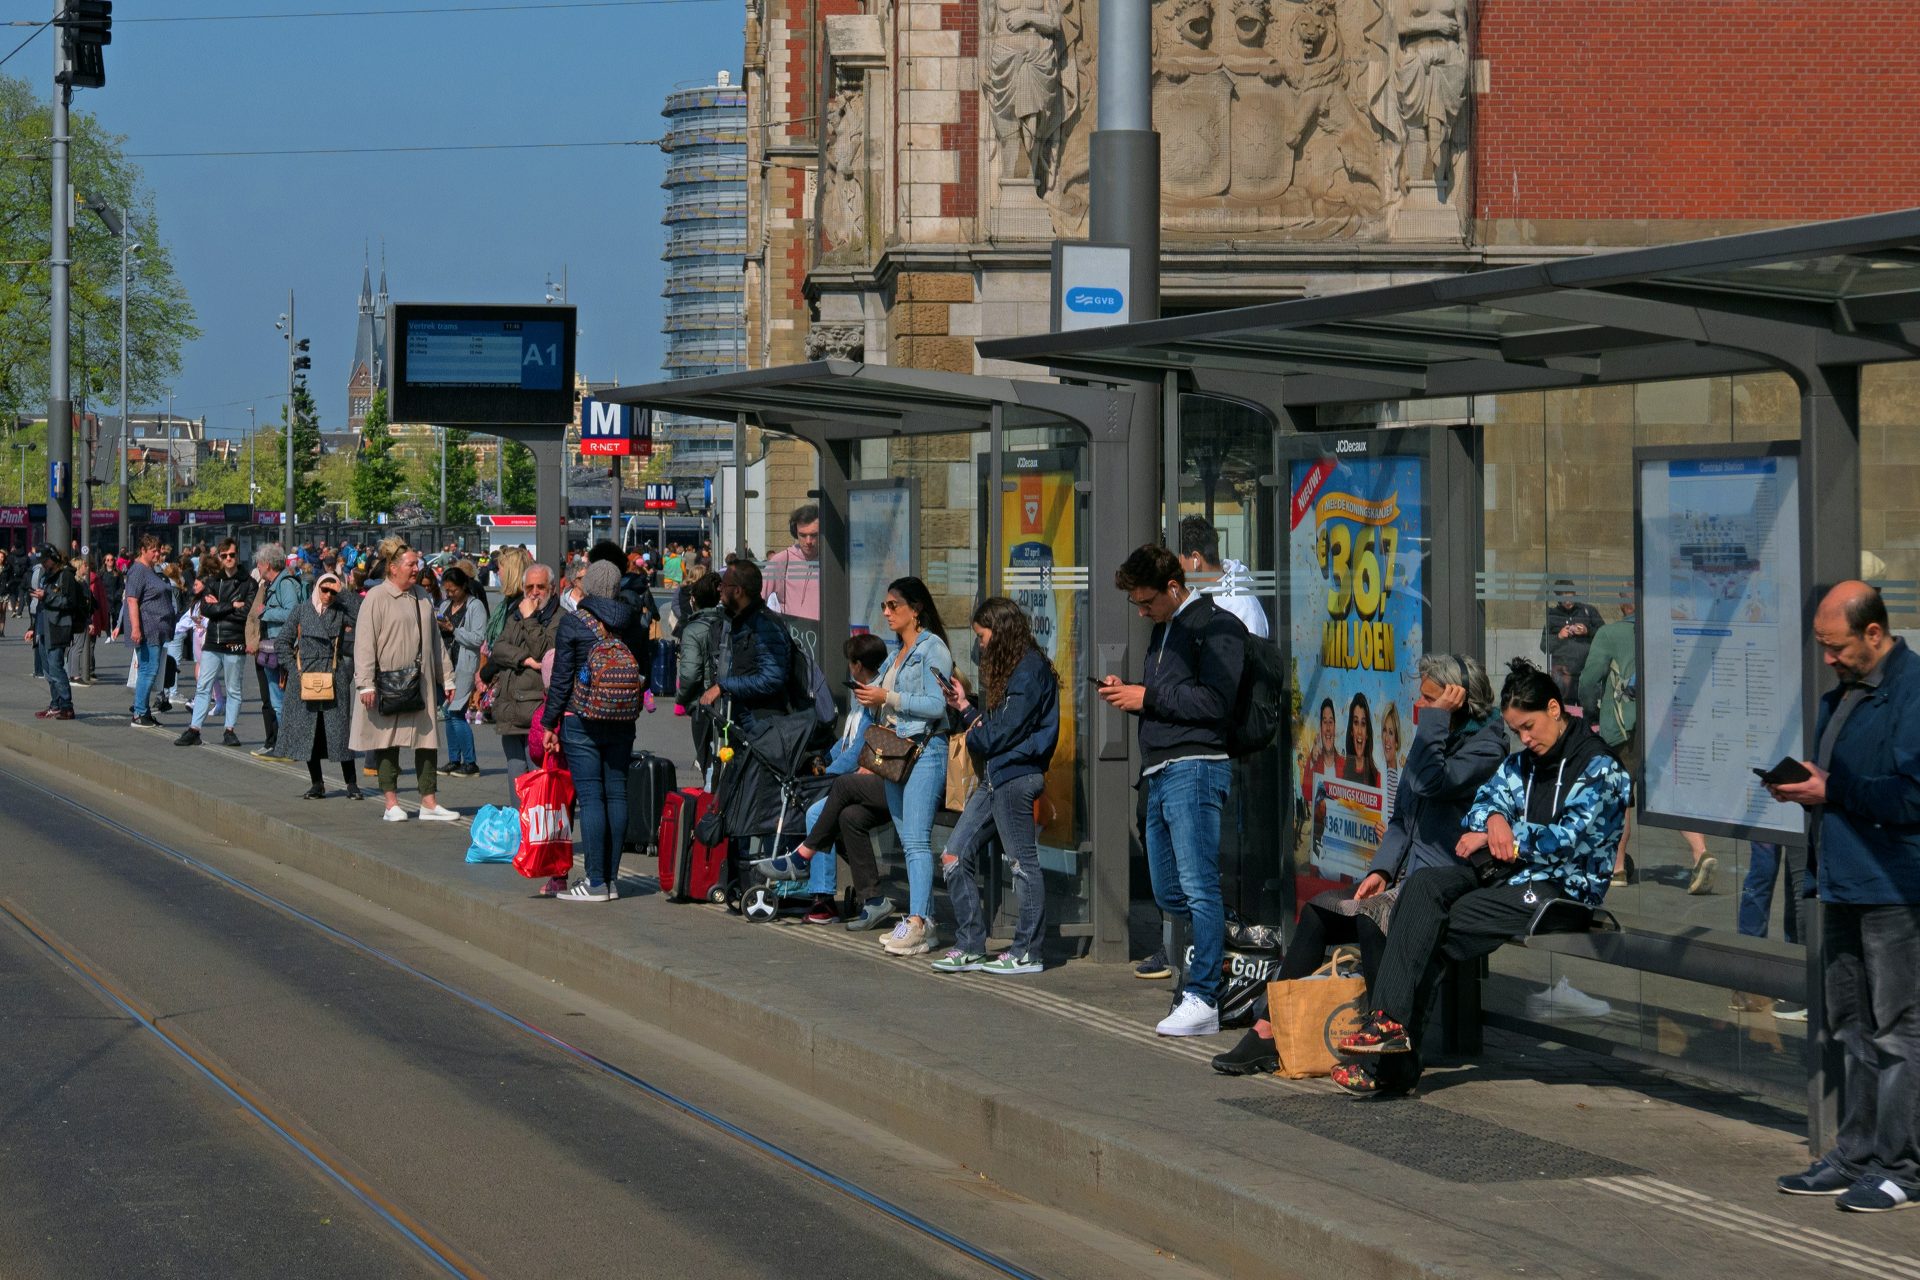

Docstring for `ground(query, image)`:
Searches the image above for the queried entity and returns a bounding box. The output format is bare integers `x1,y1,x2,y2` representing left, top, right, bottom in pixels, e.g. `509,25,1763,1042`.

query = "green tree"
443,427,480,523
282,383,325,521
501,439,537,513
0,74,198,426
350,388,404,518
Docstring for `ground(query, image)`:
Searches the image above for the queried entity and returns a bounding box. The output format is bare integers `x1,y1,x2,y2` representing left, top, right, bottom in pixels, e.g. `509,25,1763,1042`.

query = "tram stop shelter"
614,207,1920,1138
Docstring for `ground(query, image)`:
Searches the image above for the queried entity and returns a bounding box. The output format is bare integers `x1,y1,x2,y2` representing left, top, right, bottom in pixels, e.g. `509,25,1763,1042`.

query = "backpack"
785,633,836,726
568,612,643,721
1227,628,1286,758
1602,657,1638,742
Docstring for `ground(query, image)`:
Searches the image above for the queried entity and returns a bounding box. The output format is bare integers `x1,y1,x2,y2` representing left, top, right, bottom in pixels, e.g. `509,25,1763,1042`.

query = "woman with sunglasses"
855,576,955,956
279,571,364,799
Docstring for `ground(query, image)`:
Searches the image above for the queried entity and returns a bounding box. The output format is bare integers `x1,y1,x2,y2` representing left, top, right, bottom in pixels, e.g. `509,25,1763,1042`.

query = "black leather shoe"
1211,1026,1280,1076
301,783,326,800
344,784,365,801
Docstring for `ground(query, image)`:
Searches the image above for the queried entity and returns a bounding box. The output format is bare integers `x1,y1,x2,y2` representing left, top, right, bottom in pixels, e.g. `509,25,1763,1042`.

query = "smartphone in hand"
1753,757,1812,786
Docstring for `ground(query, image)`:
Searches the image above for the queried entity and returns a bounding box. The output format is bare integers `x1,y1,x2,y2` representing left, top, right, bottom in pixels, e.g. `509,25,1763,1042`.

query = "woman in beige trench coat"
351,542,459,822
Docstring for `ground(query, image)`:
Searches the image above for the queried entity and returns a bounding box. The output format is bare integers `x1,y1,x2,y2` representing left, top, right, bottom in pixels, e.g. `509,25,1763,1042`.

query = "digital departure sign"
388,303,577,425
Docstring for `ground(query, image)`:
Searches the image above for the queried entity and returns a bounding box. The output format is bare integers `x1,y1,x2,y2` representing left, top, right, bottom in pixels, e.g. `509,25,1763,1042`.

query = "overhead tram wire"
121,1,728,21
0,21,48,73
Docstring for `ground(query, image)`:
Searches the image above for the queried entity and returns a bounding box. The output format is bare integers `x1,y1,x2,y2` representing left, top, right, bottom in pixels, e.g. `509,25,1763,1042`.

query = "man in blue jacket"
1099,544,1246,1037
1770,581,1920,1213
698,560,793,734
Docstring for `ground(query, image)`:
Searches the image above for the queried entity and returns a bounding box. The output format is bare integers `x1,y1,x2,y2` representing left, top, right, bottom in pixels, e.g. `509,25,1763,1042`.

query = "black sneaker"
1210,1027,1280,1076
1778,1158,1852,1196
221,729,243,748
156,697,172,713
1134,949,1173,980
131,714,161,728
173,727,201,747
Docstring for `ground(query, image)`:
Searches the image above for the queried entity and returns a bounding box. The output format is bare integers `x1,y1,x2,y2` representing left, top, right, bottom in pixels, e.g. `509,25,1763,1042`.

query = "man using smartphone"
1768,581,1920,1213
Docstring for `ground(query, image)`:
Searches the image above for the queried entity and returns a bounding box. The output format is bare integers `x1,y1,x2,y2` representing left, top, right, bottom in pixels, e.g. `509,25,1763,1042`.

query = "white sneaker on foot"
418,803,460,822
883,916,932,956
1525,976,1611,1020
555,881,612,903
381,806,408,822
1156,992,1220,1037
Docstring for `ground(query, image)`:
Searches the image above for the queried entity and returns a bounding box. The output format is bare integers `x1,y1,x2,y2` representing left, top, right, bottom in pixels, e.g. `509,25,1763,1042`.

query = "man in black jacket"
699,560,792,734
30,547,83,720
1098,544,1246,1037
175,538,249,747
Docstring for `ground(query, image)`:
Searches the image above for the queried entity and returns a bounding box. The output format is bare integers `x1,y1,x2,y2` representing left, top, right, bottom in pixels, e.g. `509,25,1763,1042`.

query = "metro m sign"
580,398,632,456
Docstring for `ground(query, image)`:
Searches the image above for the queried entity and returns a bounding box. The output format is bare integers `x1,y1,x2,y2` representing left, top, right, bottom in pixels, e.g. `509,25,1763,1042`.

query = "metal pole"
610,453,621,547
164,390,173,510
47,19,72,556
116,211,130,554
247,406,256,509
732,413,746,558
438,426,447,524
77,318,90,552
496,434,504,508
285,289,296,542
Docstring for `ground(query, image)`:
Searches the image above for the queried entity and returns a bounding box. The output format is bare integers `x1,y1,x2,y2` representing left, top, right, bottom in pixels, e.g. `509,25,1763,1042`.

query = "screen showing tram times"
403,318,566,390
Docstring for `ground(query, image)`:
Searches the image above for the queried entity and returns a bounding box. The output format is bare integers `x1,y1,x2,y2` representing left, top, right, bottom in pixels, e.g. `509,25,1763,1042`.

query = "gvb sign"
580,398,651,457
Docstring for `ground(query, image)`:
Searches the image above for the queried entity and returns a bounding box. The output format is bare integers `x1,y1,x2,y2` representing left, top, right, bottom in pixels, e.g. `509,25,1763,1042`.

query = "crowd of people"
11,515,1916,1215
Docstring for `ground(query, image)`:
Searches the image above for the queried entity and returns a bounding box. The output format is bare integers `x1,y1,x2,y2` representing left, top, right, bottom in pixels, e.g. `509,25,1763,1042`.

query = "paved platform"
4,638,1915,1280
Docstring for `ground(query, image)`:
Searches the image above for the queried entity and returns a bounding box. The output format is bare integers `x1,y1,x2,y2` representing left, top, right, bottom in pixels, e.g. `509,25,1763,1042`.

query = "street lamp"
274,296,300,543
13,441,37,505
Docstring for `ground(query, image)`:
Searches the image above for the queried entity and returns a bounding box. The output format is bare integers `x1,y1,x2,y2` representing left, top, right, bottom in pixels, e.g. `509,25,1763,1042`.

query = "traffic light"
293,339,311,372
54,1,112,91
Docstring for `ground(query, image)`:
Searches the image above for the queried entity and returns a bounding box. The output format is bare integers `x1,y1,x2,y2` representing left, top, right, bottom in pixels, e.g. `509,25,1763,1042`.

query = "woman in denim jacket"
854,575,953,957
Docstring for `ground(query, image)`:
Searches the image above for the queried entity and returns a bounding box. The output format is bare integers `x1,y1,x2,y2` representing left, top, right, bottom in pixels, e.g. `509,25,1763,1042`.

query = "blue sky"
15,0,744,437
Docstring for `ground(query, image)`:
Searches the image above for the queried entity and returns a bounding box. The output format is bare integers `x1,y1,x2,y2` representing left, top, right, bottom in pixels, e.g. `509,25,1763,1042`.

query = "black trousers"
1824,902,1920,1189
805,771,890,901
255,660,279,746
1366,863,1541,1087
1247,890,1390,1031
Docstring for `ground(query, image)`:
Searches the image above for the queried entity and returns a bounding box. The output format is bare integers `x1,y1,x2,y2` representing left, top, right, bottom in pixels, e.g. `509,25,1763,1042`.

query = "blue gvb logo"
1065,287,1124,315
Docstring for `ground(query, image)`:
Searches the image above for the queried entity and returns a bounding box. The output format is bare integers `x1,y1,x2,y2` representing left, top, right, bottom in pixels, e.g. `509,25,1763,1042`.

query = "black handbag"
373,596,425,717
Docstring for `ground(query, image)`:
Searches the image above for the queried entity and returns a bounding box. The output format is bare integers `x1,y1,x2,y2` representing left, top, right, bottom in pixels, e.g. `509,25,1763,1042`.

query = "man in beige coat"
351,543,459,822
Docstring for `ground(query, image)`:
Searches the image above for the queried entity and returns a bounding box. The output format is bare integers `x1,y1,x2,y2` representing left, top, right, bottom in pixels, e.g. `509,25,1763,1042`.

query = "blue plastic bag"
465,804,520,864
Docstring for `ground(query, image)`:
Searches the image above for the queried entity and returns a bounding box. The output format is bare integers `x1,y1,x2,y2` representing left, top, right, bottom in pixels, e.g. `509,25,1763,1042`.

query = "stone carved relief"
820,87,867,255
1012,0,1470,241
805,323,865,360
985,0,1079,197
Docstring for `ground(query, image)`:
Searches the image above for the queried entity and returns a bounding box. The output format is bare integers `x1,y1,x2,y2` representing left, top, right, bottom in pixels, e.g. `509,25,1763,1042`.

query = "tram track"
0,764,1048,1280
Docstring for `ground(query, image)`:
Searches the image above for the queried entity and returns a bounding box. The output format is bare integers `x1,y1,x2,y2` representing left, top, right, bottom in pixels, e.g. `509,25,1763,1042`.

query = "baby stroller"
706,709,829,922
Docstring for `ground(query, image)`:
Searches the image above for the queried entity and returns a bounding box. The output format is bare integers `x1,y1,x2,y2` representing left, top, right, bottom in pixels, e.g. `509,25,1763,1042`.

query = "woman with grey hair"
1213,652,1508,1076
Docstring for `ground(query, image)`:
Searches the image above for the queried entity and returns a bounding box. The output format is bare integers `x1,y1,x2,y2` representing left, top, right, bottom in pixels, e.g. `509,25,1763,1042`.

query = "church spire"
359,244,373,314
376,240,388,309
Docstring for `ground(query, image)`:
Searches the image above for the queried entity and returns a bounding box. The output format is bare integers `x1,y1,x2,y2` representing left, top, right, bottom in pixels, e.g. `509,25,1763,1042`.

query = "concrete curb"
3,717,1477,1280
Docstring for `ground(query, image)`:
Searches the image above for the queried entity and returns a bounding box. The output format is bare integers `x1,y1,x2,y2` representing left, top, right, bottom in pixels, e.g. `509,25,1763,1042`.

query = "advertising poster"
1288,453,1425,891
1002,458,1079,848
847,483,916,636
1638,452,1805,839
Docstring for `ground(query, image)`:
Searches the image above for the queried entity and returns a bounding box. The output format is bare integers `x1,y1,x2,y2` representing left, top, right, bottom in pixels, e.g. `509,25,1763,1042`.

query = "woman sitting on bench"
1333,658,1633,1097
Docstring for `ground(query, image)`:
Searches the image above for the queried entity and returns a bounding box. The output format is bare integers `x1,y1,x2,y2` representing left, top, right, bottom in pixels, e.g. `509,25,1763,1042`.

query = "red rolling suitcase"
658,788,726,904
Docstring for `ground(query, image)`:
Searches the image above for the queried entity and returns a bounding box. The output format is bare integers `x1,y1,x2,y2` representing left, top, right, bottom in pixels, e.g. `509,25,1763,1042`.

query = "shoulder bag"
860,723,922,784
296,615,339,703
373,593,426,716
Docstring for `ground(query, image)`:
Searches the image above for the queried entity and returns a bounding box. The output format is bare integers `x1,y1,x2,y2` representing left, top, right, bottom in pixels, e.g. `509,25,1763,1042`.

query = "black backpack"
1226,628,1286,758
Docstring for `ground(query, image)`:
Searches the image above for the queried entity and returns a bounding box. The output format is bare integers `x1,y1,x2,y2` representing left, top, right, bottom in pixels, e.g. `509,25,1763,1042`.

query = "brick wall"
1476,1,1920,227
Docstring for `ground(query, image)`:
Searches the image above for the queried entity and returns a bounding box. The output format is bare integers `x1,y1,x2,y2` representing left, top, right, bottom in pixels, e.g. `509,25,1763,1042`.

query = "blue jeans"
884,735,948,920
562,715,634,888
1824,903,1920,1188
942,771,1047,958
1739,842,1806,944
132,638,163,716
31,618,44,677
190,650,246,731
43,635,72,712
1144,758,1233,1005
801,795,840,895
443,704,476,767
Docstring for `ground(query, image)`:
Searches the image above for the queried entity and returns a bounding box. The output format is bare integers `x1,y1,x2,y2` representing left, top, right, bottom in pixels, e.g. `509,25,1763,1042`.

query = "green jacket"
1578,613,1637,746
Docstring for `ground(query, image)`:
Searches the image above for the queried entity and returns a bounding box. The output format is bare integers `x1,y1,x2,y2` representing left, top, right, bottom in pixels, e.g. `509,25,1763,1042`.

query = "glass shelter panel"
1477,373,1807,1103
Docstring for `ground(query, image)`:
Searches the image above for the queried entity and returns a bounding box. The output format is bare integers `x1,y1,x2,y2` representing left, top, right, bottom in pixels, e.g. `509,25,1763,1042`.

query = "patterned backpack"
568,612,643,721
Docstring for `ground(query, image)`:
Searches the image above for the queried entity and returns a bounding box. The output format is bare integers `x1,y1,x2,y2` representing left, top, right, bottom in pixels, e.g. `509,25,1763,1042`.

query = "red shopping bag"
513,756,576,879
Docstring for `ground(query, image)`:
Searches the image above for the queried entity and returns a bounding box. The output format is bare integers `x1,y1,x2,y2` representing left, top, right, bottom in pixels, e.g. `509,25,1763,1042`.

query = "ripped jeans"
941,771,1047,958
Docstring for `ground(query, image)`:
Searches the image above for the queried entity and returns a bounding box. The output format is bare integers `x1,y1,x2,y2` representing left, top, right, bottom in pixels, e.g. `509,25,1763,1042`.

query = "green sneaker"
977,952,1043,976
930,948,987,974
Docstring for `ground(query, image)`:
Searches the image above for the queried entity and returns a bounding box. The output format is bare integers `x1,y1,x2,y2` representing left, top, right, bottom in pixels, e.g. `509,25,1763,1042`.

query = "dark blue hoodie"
541,594,635,732
957,648,1059,788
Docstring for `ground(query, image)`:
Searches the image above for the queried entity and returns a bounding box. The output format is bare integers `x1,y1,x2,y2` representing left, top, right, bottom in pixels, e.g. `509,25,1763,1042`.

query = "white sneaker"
883,916,932,956
1155,992,1220,1037
381,806,408,823
418,803,460,822
1525,976,1612,1020
880,919,912,948
555,881,612,903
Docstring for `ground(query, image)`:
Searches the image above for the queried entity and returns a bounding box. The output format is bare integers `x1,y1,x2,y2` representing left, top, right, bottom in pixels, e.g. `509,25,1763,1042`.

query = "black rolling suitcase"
624,751,679,853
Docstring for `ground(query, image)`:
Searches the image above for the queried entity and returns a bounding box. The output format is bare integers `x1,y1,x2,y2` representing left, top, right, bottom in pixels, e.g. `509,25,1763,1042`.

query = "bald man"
1769,581,1920,1212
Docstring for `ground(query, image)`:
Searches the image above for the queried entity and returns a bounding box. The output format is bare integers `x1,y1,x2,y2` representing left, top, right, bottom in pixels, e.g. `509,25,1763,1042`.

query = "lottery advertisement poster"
1287,452,1426,892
